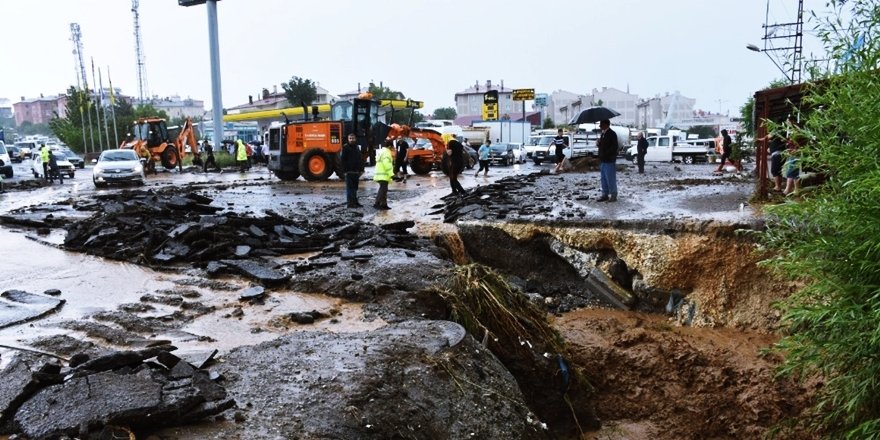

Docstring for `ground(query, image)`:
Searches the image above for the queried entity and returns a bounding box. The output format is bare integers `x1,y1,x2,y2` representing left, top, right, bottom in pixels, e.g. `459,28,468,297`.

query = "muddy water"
0,227,383,364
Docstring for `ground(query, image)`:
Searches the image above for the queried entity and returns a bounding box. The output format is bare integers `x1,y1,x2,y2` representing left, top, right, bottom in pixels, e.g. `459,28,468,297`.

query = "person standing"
447,137,466,196
47,150,63,184
40,143,50,179
769,134,786,191
341,133,365,208
636,132,648,174
235,139,248,172
715,129,732,172
203,141,221,173
394,139,409,182
597,119,619,202
373,140,394,210
552,129,569,173
476,139,491,177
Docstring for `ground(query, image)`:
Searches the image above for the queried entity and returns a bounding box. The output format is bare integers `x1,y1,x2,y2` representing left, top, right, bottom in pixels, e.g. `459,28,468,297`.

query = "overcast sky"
2,0,827,117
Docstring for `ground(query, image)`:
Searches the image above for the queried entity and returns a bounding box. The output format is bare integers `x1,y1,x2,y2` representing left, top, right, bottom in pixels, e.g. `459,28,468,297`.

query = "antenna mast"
69,23,88,90
132,0,149,103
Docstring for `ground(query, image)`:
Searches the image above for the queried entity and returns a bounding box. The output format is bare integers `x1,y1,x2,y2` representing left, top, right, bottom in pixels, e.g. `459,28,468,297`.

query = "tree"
281,76,318,107
543,117,554,129
687,125,717,139
50,86,169,153
366,82,422,125
433,107,457,120
739,79,788,137
761,1,880,436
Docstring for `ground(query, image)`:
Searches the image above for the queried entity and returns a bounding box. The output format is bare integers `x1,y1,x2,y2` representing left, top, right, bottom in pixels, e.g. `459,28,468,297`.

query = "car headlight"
134,164,143,173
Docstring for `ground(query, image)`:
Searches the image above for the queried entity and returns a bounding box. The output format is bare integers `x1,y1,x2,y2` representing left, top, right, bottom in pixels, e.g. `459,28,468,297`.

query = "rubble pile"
440,173,548,223
62,190,423,275
0,346,232,439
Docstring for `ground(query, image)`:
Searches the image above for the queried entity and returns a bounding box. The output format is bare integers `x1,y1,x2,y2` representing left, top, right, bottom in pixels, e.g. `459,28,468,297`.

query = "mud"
556,309,817,440
0,161,815,439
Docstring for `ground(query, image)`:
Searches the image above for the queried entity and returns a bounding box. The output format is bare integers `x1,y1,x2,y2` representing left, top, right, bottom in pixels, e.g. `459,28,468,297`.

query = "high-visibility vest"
236,140,247,161
373,147,393,182
40,146,49,162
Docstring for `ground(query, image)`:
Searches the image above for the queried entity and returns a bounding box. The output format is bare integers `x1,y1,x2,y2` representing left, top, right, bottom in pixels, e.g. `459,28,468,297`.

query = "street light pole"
179,0,223,143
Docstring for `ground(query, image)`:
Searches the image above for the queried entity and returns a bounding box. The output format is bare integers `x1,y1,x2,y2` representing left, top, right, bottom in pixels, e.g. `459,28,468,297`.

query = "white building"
228,84,336,114
547,90,585,125
147,95,205,120
590,87,640,126
635,92,696,129
0,98,13,119
454,80,520,119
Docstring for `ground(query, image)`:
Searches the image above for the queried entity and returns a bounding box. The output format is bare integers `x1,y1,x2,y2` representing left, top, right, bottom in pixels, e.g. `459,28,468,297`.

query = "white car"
92,149,146,187
31,150,76,179
0,142,13,178
509,142,526,164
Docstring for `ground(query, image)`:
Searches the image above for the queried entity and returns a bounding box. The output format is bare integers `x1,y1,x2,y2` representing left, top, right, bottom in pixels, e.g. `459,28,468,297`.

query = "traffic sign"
534,93,548,106
482,103,498,121
512,88,535,101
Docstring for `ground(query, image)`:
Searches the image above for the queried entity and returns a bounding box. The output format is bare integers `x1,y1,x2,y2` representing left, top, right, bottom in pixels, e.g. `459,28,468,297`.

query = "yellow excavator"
121,117,201,172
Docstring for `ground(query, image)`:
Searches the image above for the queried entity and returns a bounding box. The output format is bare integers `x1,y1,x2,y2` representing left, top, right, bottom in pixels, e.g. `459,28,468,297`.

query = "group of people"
39,143,65,184
339,117,625,208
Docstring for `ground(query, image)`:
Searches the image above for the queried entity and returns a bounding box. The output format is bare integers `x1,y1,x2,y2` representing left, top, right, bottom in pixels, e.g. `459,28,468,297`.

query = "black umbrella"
568,106,621,125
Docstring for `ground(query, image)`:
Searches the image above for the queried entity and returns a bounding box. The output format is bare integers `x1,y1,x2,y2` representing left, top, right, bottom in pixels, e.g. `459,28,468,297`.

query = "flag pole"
91,57,103,150
85,86,95,154
98,67,111,151
108,66,119,148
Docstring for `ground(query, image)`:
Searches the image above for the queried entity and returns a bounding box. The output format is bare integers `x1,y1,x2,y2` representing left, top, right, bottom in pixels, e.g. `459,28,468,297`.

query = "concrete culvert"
437,264,600,436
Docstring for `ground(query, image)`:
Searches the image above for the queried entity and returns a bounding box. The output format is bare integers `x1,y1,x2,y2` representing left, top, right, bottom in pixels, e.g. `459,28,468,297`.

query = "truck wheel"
161,146,179,169
4,168,12,179
299,148,333,181
683,155,694,165
409,157,433,175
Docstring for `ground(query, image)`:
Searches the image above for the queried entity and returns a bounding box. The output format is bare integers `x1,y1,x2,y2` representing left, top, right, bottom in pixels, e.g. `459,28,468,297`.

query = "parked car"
31,151,76,179
92,149,145,187
6,145,23,163
488,143,517,166
59,149,85,169
509,142,526,164
13,141,36,159
0,142,13,178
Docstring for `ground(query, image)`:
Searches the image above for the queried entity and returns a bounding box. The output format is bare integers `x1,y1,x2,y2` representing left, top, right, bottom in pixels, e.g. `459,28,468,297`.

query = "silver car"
92,149,145,188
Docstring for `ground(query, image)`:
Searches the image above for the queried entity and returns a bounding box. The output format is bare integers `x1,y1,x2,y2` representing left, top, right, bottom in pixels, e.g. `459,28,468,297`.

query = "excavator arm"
383,123,449,175
176,118,202,165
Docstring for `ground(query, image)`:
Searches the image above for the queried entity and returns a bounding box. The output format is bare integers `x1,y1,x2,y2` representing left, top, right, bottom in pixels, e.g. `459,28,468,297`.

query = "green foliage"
367,82,404,100
762,1,880,436
740,79,788,137
50,86,170,153
688,125,717,139
281,76,318,107
432,107,457,120
543,117,554,129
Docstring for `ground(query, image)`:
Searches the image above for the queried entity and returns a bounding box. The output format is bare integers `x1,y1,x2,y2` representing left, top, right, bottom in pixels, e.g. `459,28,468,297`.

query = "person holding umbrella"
596,119,618,202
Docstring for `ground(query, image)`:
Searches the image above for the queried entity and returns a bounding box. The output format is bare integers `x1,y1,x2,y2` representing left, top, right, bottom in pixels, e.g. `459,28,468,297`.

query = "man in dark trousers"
202,141,221,173
597,119,618,202
394,139,409,182
552,128,569,173
715,129,733,172
341,133,365,208
447,137,466,196
636,132,648,173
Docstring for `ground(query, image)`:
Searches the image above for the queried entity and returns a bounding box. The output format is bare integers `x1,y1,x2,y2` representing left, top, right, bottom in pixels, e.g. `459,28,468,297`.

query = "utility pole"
179,0,224,143
132,0,149,104
747,0,804,84
70,23,92,153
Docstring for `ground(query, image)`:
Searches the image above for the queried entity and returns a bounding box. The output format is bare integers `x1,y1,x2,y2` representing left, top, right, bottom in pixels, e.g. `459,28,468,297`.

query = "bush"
761,1,880,436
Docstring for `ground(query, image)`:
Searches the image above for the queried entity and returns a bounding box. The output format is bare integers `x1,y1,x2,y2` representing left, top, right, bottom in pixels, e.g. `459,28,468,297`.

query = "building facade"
13,95,68,126
0,98,13,119
635,92,696,129
228,85,336,114
454,80,520,120
590,87,640,126
146,95,205,119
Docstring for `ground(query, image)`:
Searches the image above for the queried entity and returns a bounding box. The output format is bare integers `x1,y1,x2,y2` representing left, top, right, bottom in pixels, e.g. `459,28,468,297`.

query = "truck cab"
267,98,379,181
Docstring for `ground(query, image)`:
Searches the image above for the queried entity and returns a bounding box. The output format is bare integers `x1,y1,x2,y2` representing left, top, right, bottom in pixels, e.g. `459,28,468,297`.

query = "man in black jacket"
447,137,466,196
636,132,648,173
597,119,618,202
715,129,732,172
340,133,365,208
